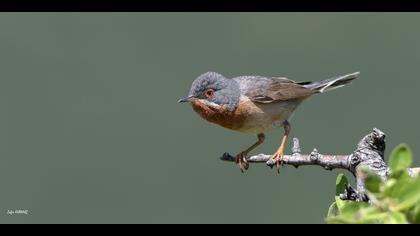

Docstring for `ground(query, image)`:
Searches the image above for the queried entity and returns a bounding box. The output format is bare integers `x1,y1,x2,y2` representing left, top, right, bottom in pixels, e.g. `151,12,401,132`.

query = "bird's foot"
271,151,284,174
235,151,249,173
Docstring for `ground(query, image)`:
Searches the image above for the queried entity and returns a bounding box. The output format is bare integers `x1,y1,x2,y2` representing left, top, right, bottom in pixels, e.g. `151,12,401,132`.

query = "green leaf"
340,201,370,215
406,203,420,224
412,203,420,224
326,216,357,224
327,202,340,217
382,178,397,197
393,176,420,211
389,144,412,172
327,145,420,224
335,174,349,210
353,206,385,223
329,204,383,224
383,212,408,224
390,173,413,198
336,173,348,196
365,174,382,193
357,212,388,224
326,216,358,224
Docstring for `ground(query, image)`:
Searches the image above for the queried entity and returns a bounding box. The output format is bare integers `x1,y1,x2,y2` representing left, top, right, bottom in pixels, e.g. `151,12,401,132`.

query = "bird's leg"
272,121,290,174
236,133,265,173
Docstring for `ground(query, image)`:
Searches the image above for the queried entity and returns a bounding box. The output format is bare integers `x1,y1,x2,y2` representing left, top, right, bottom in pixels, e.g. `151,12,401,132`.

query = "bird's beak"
178,95,194,103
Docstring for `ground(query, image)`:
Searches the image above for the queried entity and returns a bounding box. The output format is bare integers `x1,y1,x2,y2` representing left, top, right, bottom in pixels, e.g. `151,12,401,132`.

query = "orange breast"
190,99,251,131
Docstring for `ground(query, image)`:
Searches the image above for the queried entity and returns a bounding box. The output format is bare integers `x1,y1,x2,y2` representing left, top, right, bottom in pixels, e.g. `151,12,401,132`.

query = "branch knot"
292,137,301,154
309,148,320,162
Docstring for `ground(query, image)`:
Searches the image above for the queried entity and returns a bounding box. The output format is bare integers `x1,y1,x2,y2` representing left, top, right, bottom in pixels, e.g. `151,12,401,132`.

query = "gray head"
178,72,240,112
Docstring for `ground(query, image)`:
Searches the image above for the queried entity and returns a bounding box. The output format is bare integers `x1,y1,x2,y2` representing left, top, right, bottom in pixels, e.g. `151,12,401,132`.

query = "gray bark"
220,128,418,202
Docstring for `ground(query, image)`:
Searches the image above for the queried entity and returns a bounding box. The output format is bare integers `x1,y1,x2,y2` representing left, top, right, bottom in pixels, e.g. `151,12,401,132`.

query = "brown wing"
248,79,315,104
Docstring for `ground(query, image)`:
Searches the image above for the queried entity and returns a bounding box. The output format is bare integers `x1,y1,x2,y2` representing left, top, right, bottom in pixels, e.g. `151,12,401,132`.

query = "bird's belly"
191,96,301,134
238,107,292,134
235,98,301,134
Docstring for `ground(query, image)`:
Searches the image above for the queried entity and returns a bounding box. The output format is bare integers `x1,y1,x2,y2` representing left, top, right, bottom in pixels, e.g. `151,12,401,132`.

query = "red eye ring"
204,89,215,98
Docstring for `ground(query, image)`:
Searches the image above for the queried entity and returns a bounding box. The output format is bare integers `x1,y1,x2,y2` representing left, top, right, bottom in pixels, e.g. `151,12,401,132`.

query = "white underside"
236,96,302,134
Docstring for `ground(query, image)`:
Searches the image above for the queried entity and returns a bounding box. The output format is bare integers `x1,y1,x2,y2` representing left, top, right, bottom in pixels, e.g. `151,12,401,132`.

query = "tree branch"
220,128,418,202
221,137,351,171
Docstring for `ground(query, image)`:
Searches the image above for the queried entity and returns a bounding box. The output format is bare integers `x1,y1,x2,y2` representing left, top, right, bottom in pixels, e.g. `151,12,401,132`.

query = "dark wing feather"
235,76,315,104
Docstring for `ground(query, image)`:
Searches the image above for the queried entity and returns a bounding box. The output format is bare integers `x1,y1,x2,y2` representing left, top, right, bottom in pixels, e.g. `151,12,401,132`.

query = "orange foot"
271,150,284,174
235,151,250,173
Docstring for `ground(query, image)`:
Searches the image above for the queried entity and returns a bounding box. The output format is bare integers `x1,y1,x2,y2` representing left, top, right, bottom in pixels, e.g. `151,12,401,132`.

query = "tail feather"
304,72,360,93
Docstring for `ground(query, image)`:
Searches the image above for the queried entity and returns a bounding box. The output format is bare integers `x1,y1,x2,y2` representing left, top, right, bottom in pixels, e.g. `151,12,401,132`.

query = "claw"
236,151,249,173
272,152,284,174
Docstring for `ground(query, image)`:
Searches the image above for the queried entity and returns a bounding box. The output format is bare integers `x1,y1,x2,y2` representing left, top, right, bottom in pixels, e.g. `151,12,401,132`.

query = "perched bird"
178,71,359,173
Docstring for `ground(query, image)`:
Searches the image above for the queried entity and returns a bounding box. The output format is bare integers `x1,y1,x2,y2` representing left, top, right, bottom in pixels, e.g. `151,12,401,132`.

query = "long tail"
303,72,360,93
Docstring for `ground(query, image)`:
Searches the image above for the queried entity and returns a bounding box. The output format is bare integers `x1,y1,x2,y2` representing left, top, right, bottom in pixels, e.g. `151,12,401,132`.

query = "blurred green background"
1,13,419,224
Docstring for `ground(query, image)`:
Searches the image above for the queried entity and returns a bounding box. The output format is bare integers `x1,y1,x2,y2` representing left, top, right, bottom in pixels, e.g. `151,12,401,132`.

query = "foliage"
326,144,420,224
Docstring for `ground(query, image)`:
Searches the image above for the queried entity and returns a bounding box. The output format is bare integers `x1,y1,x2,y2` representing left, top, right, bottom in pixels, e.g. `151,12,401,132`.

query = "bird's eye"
204,89,215,98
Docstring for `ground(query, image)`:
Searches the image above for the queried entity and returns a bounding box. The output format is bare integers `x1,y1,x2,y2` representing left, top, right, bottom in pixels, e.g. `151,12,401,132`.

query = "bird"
178,71,359,173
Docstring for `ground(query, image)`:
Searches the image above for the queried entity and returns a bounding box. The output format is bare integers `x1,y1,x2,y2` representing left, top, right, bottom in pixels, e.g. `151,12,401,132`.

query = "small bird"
178,71,359,173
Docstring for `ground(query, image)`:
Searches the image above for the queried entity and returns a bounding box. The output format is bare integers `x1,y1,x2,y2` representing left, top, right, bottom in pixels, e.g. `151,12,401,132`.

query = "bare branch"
220,128,418,202
221,138,351,171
